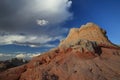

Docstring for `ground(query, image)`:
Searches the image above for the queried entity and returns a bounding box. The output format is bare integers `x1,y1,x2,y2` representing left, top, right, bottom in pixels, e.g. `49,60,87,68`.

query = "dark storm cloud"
0,0,30,32
0,1,24,18
0,0,72,47
0,0,72,35
0,0,31,32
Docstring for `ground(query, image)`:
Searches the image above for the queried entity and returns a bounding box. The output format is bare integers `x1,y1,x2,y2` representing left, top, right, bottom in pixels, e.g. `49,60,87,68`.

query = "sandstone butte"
0,23,120,80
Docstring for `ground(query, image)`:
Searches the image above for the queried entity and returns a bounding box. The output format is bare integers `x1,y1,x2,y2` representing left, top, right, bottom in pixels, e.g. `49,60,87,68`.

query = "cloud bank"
0,53,41,61
0,0,72,47
0,0,72,30
29,0,73,25
0,34,63,47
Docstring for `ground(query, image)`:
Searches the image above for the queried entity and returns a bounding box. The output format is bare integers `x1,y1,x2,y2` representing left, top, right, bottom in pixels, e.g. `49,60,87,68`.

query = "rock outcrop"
0,23,120,80
59,23,114,47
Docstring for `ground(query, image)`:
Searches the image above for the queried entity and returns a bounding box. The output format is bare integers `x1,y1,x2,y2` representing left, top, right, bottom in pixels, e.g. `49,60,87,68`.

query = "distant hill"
0,58,28,72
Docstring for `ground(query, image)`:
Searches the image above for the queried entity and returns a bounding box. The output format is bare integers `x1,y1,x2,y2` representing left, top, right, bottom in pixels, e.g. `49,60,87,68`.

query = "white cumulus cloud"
29,53,41,58
24,0,73,25
0,53,15,60
0,34,64,47
0,54,4,57
0,53,41,61
37,19,49,26
15,53,41,59
16,54,26,59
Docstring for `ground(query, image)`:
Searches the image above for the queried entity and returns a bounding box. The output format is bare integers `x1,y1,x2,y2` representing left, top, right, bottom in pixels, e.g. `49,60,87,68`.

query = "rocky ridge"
0,23,120,80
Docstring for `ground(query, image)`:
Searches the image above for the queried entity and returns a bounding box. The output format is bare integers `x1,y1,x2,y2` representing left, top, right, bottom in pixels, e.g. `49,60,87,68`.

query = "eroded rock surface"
0,23,120,80
59,23,114,47
0,65,26,80
20,46,120,80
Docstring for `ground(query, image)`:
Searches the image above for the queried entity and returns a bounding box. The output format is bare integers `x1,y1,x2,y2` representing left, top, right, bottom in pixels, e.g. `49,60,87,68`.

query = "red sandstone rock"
0,23,120,80
59,23,115,47
0,65,26,80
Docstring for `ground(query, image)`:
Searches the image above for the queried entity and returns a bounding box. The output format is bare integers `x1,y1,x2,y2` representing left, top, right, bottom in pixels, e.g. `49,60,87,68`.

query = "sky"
0,0,120,60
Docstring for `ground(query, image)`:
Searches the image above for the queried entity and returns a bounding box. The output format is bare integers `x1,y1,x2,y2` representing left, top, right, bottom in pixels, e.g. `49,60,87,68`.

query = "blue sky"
0,0,120,60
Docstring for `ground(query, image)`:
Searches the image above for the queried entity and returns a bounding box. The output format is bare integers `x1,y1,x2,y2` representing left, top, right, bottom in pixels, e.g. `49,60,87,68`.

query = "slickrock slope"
0,23,120,80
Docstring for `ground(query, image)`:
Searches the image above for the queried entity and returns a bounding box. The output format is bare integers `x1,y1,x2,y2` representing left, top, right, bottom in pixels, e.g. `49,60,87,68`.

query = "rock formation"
0,23,120,80
59,23,114,47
